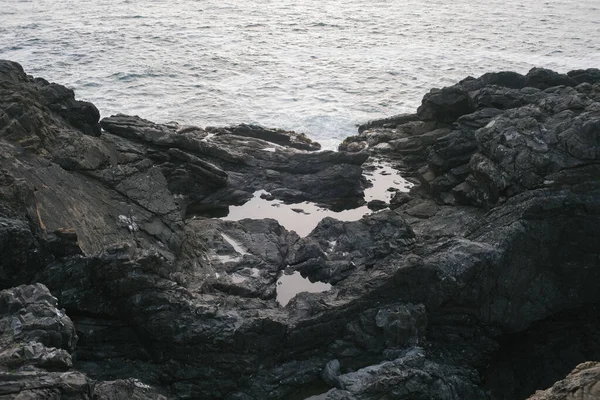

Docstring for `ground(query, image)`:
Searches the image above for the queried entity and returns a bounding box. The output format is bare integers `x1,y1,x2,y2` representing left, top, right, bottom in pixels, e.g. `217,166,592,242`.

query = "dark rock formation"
0,59,368,398
334,65,600,400
98,114,367,211
0,284,168,399
226,123,321,151
1,60,599,400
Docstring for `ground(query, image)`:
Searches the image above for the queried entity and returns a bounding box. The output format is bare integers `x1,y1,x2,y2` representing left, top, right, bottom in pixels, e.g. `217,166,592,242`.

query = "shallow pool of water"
223,161,412,236
276,271,332,307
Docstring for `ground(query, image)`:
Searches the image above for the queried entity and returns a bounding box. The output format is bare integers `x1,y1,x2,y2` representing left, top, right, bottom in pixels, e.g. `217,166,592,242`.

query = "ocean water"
2,0,599,148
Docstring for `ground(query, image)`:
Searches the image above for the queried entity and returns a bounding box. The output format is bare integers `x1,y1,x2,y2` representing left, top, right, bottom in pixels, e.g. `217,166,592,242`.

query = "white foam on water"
201,133,217,142
4,0,597,147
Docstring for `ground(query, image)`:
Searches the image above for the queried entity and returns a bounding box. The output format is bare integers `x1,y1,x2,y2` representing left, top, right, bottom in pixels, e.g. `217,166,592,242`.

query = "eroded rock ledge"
1,60,599,399
527,362,600,400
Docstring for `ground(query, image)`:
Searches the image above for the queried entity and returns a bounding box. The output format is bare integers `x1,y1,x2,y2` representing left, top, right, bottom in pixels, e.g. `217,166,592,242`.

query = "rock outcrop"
1,59,599,399
338,66,600,400
99,114,367,211
527,362,600,400
0,284,168,399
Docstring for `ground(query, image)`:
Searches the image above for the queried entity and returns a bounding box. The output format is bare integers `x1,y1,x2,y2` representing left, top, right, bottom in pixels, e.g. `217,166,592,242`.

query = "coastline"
1,60,600,399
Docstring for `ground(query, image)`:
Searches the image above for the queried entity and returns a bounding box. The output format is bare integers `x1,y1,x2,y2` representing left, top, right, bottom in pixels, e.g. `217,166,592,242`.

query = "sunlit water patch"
2,0,599,148
276,271,332,307
219,160,412,305
222,161,413,236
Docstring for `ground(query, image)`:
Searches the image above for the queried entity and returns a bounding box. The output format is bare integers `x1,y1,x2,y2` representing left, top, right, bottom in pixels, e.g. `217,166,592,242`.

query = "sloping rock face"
1,60,599,400
98,115,367,212
336,67,600,399
0,284,168,399
0,59,368,398
527,362,600,400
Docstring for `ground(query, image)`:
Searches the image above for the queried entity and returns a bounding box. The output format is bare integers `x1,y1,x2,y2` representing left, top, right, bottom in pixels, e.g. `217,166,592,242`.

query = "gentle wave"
1,0,599,148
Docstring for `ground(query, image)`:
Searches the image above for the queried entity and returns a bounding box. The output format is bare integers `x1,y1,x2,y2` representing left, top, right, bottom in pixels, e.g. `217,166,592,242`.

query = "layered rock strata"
1,60,599,399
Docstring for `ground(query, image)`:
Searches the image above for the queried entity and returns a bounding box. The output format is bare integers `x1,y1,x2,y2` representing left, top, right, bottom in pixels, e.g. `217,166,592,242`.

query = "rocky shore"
1,60,599,399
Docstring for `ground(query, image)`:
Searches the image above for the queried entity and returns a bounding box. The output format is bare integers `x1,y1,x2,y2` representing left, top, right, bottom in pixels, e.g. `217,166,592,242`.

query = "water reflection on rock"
222,161,413,237
276,271,332,307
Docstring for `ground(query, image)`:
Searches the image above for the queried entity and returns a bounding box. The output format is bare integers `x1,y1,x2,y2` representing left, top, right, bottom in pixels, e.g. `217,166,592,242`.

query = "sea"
2,0,599,149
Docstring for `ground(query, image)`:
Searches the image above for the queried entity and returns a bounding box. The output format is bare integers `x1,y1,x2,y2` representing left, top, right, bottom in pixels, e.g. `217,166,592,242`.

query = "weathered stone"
526,67,578,89
527,362,600,400
417,85,474,123
1,60,600,400
231,123,321,151
357,113,420,133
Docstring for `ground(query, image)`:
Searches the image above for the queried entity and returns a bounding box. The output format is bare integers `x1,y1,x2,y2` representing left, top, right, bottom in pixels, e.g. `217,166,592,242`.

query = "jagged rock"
471,86,543,110
568,68,600,84
527,362,600,400
0,370,94,399
357,113,420,133
0,284,90,398
0,285,167,399
479,70,529,89
338,140,367,153
0,284,77,356
526,67,579,90
417,85,474,123
389,191,412,209
366,199,387,211
230,124,321,151
101,114,367,209
318,347,486,399
329,65,600,400
321,359,342,388
94,378,171,400
405,200,438,218
374,303,427,348
1,60,600,400
0,217,46,290
287,210,417,283
177,217,299,299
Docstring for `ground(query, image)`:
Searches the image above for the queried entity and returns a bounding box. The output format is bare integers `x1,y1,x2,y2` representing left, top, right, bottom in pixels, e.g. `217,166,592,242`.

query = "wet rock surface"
1,60,599,399
99,114,367,212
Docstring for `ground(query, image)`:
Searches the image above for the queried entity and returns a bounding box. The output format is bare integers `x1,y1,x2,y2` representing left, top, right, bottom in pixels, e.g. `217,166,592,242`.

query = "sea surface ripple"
2,0,599,148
